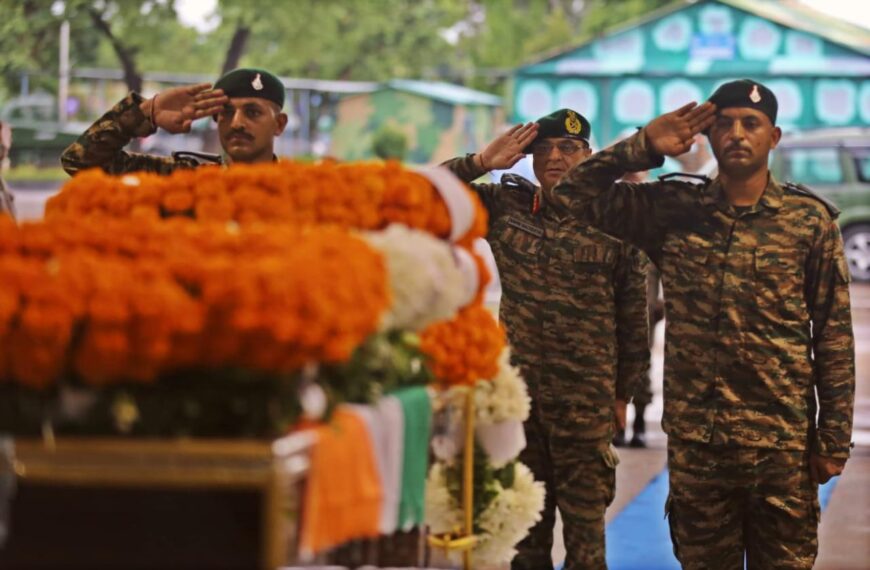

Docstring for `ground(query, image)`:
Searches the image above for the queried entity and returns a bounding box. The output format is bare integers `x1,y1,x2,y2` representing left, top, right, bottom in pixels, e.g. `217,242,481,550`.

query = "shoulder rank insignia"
501,173,540,214
172,151,223,166
501,173,537,194
658,172,711,185
783,181,840,218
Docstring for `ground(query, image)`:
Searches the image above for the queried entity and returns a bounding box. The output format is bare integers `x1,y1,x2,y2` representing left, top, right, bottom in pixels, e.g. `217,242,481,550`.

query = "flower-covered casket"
0,161,544,569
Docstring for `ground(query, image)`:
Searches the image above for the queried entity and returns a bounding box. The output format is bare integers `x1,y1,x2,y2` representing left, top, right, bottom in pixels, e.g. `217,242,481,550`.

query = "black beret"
523,108,591,153
213,68,285,109
708,79,777,126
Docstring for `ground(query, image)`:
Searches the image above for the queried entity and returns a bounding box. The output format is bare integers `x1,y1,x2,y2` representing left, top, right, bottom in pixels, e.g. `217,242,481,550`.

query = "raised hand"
478,122,539,171
644,102,716,157
146,83,229,134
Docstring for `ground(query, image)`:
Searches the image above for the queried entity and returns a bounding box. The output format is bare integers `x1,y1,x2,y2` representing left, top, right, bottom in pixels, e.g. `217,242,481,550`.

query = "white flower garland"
363,224,473,332
474,462,545,566
474,348,530,426
444,348,531,426
425,461,545,566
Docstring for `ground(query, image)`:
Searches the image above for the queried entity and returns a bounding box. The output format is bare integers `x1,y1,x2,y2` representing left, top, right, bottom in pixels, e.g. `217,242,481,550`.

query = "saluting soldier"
443,109,650,570
61,68,288,176
552,80,855,568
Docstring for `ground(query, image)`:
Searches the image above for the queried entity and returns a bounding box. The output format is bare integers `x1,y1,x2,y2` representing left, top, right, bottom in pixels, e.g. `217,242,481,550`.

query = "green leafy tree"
215,0,466,81
371,125,408,160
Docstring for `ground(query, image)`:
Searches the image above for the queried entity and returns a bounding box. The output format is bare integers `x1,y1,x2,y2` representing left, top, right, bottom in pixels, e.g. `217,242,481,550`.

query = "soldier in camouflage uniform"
61,68,288,176
443,109,650,570
551,80,855,568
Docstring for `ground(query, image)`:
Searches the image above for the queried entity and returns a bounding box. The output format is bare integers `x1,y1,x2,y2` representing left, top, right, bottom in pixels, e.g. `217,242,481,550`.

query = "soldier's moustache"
228,130,253,141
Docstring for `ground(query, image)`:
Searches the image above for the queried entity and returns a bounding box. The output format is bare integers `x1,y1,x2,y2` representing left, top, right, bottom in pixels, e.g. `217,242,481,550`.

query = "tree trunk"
88,8,143,94
221,24,250,75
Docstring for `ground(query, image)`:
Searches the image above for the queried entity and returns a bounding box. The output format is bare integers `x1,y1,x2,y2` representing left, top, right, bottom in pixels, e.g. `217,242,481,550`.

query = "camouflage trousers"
631,372,653,407
666,439,819,569
512,403,619,570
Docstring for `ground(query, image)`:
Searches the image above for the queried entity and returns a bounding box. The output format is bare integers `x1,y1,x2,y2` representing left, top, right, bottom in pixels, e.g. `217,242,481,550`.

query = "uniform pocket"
754,246,805,320
662,241,712,282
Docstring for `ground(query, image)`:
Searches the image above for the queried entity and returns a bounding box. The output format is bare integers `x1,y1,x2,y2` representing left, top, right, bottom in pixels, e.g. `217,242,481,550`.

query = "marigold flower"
420,303,506,387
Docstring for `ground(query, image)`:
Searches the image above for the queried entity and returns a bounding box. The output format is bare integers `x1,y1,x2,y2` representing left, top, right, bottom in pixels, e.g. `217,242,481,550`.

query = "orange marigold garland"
45,161,486,244
0,216,390,388
420,303,506,387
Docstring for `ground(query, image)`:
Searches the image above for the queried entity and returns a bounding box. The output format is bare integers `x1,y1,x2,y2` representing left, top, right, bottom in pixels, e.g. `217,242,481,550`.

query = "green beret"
213,68,285,109
523,108,591,153
708,79,777,125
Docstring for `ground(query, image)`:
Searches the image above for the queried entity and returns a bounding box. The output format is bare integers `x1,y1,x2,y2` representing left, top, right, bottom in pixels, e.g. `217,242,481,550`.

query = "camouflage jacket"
552,131,855,458
444,155,650,444
60,93,222,176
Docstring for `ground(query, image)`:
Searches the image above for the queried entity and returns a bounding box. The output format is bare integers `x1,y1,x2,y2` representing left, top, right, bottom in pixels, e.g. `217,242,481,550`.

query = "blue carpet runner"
553,471,839,570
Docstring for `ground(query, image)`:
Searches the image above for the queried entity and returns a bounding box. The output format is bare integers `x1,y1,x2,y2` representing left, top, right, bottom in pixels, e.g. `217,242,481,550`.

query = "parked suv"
770,128,870,282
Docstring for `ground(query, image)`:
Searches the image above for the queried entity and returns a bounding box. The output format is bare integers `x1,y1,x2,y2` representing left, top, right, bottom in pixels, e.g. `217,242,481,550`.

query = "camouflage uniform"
60,93,222,176
635,266,663,408
552,130,855,568
443,157,650,570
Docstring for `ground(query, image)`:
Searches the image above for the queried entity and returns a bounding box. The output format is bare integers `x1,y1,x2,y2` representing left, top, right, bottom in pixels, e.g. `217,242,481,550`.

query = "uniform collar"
704,174,783,214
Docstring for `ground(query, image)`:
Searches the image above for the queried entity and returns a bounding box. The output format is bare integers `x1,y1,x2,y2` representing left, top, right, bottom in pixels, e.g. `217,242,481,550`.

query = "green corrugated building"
331,80,504,164
511,0,869,148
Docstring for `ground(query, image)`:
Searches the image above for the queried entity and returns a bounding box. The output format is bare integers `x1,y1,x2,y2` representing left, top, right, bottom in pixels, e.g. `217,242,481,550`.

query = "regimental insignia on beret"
749,84,761,103
565,110,583,135
213,68,285,110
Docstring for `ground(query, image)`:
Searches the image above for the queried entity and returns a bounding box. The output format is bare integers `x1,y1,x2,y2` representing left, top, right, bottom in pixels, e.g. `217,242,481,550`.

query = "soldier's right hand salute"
643,101,716,157
140,84,229,134
474,122,538,171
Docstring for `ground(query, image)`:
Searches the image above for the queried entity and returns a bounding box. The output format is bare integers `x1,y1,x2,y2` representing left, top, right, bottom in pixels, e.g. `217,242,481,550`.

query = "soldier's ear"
770,126,782,149
275,113,289,136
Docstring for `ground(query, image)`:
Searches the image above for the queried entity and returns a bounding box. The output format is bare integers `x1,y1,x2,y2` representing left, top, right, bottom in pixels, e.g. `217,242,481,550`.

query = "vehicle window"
853,152,870,183
782,148,843,184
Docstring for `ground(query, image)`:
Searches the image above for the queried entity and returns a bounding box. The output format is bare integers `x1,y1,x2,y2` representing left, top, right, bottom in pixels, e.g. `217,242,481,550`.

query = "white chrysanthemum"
442,349,530,426
473,462,546,566
475,348,531,425
424,463,463,534
424,460,546,567
363,224,472,331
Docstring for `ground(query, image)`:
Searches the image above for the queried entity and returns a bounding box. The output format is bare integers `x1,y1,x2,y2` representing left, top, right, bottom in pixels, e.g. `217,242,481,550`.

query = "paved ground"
7,182,60,221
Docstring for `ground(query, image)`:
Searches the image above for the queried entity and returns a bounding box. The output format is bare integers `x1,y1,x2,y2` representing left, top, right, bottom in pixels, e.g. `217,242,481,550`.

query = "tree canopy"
0,0,673,103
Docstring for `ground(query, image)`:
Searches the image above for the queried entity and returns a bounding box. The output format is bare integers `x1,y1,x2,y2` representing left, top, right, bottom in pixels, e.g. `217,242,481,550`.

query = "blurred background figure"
0,122,16,219
611,169,662,449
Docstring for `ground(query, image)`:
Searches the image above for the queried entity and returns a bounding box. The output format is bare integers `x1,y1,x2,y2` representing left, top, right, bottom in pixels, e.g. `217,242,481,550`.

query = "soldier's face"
217,97,288,163
709,107,781,177
531,137,592,191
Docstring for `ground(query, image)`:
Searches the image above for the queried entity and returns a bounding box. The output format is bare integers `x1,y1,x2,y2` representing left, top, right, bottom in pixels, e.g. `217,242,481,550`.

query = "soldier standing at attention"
442,109,650,570
61,68,288,175
552,80,855,568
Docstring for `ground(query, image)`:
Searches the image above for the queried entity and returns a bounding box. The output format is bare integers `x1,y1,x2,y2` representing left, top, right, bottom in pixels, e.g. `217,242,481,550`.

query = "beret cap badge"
565,110,583,135
749,84,761,103
252,73,264,91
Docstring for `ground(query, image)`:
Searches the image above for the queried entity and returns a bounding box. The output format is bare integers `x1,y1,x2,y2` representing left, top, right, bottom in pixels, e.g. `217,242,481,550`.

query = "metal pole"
58,20,70,124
